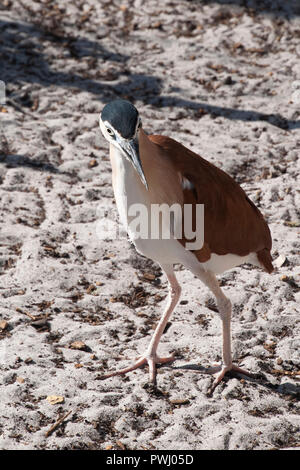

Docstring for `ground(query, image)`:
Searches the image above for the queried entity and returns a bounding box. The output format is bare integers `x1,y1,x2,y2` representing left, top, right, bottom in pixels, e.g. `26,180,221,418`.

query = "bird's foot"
208,363,252,395
100,352,176,384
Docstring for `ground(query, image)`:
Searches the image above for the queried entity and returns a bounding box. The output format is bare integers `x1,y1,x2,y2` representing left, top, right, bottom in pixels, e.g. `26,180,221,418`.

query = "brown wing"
149,135,273,273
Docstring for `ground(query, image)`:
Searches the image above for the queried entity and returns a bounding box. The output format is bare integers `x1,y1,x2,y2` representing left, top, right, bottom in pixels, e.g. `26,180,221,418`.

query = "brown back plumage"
149,135,273,273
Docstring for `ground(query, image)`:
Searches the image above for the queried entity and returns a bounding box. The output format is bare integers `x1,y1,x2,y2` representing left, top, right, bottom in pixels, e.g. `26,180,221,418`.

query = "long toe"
100,356,147,379
230,364,253,378
100,353,176,383
209,363,252,394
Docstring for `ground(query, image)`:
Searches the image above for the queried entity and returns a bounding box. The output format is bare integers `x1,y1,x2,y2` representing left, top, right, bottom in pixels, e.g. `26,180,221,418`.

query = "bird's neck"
109,143,147,225
109,129,183,207
138,129,157,175
109,129,154,192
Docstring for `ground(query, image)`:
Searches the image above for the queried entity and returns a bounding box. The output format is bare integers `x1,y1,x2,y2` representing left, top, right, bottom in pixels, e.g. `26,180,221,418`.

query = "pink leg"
192,269,251,392
101,265,181,384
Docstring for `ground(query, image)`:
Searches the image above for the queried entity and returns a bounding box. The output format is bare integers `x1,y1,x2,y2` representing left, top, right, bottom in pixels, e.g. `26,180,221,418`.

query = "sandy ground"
0,0,299,450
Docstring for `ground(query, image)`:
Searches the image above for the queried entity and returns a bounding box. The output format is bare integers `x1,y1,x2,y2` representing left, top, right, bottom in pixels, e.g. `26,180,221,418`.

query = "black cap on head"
101,100,139,139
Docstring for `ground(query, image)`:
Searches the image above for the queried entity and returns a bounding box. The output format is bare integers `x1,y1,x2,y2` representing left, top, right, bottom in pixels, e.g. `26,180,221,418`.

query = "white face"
99,117,120,145
99,114,148,188
99,115,142,150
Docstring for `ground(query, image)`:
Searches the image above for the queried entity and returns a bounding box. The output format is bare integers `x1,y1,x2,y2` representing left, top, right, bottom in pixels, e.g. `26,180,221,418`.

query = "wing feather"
149,135,273,272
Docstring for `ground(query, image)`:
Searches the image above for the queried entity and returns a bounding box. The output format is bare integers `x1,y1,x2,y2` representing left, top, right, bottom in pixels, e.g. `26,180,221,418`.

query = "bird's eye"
106,128,114,136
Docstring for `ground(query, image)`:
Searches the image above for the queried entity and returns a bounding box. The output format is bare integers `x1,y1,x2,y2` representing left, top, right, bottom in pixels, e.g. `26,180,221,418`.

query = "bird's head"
99,99,148,189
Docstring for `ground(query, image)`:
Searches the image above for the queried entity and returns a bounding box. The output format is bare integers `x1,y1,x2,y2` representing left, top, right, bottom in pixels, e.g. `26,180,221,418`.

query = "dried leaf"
70,340,88,351
0,320,8,330
46,395,65,405
142,273,156,281
169,398,190,405
24,357,33,364
86,284,96,294
284,221,300,227
116,440,126,450
88,159,98,168
281,275,298,289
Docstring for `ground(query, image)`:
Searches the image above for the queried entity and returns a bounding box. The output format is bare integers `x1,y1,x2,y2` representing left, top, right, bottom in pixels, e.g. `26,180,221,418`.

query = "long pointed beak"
119,138,148,190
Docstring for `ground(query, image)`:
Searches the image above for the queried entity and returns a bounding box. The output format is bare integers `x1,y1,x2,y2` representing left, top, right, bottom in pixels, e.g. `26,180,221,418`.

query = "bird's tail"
257,248,274,274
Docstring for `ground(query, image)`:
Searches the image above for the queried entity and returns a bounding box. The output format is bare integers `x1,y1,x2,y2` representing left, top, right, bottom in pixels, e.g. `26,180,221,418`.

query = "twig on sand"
45,410,72,437
16,307,36,321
